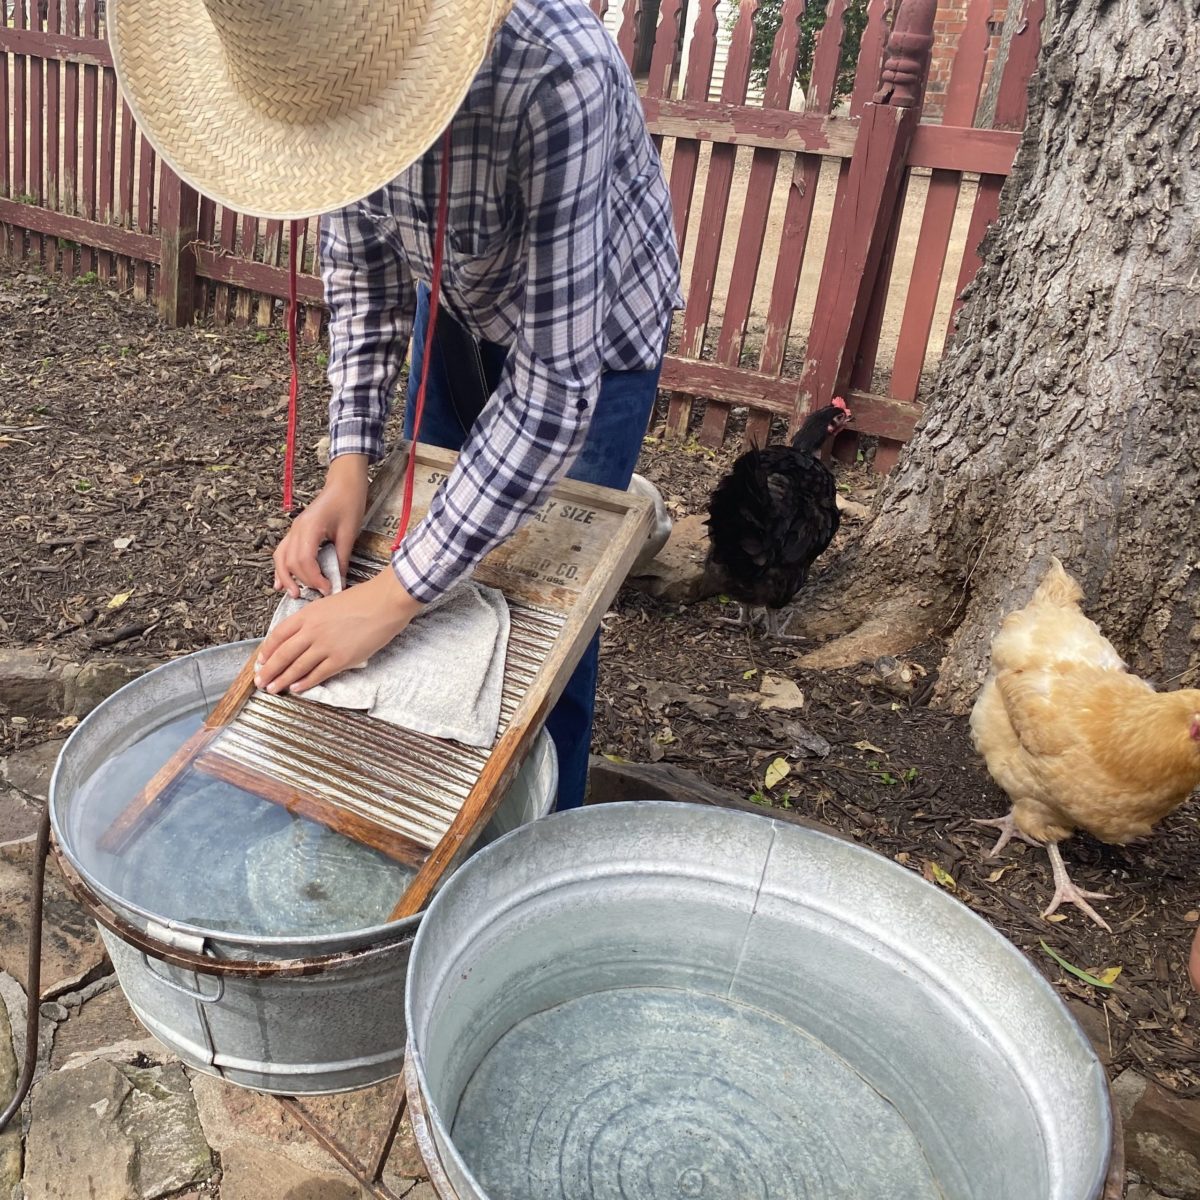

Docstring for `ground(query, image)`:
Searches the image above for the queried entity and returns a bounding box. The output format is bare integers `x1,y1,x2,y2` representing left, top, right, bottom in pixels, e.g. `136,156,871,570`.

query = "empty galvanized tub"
49,640,557,1095
406,802,1113,1200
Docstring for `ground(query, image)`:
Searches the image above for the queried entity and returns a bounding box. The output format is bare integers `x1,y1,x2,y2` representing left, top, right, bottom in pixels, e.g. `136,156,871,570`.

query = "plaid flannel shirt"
320,0,682,603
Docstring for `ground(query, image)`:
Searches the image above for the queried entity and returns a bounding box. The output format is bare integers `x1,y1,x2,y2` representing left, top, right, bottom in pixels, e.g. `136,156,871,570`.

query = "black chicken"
703,398,852,636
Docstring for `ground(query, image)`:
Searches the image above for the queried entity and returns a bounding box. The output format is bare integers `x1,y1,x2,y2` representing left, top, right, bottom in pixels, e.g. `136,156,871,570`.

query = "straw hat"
108,0,509,220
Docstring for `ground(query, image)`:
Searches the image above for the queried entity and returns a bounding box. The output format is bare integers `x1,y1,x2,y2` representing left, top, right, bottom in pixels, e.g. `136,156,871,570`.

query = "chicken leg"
974,809,1039,858
975,811,1113,931
715,605,804,641
1042,842,1112,932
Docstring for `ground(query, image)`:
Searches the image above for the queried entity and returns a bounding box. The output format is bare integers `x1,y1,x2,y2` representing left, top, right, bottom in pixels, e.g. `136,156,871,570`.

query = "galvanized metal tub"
49,641,557,1095
406,802,1113,1200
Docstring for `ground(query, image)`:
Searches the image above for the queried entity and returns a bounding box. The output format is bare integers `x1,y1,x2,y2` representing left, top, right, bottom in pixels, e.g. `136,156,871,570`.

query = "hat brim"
108,0,497,219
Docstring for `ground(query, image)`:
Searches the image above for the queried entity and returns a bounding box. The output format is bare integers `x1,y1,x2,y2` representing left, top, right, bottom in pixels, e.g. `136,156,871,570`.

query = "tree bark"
805,0,1200,711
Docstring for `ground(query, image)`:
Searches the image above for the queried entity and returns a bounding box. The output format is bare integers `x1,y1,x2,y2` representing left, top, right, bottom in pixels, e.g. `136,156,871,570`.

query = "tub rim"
403,800,1114,1200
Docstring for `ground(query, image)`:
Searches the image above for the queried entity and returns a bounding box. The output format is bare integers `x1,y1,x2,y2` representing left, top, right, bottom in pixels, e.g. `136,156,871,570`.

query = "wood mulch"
3,257,1197,1097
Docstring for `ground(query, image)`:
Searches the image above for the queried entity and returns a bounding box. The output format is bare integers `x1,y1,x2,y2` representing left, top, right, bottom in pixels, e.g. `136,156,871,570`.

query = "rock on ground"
191,1069,429,1194
0,997,21,1199
0,787,41,848
0,650,156,722
0,841,107,999
22,1058,213,1200
1126,1184,1175,1200
1114,1068,1200,1199
0,740,63,805
50,983,149,1070
218,1144,362,1200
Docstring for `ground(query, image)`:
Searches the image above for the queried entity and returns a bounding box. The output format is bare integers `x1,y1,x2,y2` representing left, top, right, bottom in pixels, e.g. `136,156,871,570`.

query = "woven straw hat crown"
108,0,504,219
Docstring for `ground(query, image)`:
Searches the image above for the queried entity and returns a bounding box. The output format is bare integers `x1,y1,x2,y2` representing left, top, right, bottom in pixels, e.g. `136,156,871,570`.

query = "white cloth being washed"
268,545,509,748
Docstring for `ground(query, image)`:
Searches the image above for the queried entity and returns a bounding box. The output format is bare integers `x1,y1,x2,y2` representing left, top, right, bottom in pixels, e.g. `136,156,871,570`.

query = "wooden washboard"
100,443,654,921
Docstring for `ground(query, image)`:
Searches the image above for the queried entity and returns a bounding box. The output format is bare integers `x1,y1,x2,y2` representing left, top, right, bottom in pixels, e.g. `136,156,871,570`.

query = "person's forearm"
392,357,597,602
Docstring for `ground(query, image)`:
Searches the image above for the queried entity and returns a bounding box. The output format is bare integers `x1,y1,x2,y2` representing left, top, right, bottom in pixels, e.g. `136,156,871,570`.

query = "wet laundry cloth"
268,544,509,748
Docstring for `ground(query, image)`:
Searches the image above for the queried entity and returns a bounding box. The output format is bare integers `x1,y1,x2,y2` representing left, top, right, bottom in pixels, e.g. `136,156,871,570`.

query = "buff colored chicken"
970,558,1200,932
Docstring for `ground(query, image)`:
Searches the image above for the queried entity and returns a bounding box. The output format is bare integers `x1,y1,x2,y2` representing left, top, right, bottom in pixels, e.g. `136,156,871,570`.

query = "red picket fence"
0,0,1042,466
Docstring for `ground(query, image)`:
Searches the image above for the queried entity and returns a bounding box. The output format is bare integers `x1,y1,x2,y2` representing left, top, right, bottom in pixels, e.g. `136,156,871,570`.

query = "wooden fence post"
157,165,199,326
795,0,937,428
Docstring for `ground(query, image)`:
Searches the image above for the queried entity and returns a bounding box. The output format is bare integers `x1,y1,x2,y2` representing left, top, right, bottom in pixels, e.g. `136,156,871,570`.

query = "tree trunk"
805,0,1200,711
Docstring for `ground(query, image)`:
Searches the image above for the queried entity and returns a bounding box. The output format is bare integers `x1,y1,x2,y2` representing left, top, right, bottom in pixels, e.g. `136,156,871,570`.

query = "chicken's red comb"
832,396,849,412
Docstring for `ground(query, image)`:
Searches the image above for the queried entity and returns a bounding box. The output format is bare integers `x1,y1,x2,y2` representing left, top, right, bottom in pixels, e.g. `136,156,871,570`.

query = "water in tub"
71,708,415,936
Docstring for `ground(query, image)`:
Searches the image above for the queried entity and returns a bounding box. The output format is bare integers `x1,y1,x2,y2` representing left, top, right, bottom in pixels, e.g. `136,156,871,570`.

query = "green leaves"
1040,941,1121,989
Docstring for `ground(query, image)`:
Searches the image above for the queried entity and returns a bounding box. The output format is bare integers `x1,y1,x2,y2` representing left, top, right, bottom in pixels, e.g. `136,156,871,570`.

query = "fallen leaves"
1040,941,1122,990
923,860,956,891
106,589,134,610
731,673,804,710
764,757,791,790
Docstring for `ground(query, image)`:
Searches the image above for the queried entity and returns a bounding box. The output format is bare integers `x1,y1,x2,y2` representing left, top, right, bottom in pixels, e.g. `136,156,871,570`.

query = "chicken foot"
714,605,805,641
763,608,805,641
974,810,1040,858
1042,842,1112,933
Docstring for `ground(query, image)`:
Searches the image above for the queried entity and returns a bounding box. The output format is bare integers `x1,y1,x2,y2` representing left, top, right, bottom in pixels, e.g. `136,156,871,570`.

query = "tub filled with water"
49,641,557,1092
406,803,1115,1200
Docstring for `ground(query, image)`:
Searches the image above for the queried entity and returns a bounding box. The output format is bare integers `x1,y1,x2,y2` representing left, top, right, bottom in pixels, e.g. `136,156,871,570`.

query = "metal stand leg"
274,1070,417,1200
0,810,51,1134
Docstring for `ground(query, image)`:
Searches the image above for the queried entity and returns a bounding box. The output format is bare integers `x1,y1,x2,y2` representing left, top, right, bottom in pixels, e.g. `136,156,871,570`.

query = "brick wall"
924,2,1010,122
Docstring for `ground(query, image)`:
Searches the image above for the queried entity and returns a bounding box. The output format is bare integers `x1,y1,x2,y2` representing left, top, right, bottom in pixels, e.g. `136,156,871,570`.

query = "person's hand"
273,455,370,598
255,568,424,695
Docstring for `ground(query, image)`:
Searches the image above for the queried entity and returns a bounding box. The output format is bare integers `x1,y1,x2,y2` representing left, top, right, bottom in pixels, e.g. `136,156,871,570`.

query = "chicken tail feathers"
1032,557,1084,608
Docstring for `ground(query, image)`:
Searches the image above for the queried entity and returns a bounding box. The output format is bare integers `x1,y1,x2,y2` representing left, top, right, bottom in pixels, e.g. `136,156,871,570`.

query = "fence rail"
1,0,1042,465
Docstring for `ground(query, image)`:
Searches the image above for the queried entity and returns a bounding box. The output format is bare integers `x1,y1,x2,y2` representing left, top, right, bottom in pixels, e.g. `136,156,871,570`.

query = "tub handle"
140,952,225,1004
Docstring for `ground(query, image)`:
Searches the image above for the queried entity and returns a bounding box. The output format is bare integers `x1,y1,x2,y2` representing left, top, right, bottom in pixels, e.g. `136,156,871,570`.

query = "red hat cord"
281,126,454,556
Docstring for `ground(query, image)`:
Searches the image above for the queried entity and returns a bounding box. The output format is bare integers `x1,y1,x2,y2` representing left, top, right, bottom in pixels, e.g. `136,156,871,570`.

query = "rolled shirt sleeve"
321,205,416,464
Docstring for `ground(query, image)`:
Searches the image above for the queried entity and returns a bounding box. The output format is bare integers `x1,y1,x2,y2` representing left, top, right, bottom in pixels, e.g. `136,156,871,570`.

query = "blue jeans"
402,285,661,809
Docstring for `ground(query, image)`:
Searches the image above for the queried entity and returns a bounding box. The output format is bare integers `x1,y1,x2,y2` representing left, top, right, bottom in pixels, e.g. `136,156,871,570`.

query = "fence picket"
615,0,642,64
13,0,27,261
195,195,217,314
235,214,259,324
44,0,62,272
721,0,808,450
680,0,760,447
663,0,722,442
157,165,198,325
28,0,44,265
759,0,852,383
60,0,78,276
115,99,136,290
682,0,760,347
134,136,155,300
257,220,284,326
212,206,239,324
0,0,8,260
644,0,683,154
300,218,324,343
81,0,99,275
951,0,1043,331
98,64,118,279
889,0,990,403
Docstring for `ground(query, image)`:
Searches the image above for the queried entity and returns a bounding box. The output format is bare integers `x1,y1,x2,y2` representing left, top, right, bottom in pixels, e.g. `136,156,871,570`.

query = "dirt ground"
3,259,1199,1103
